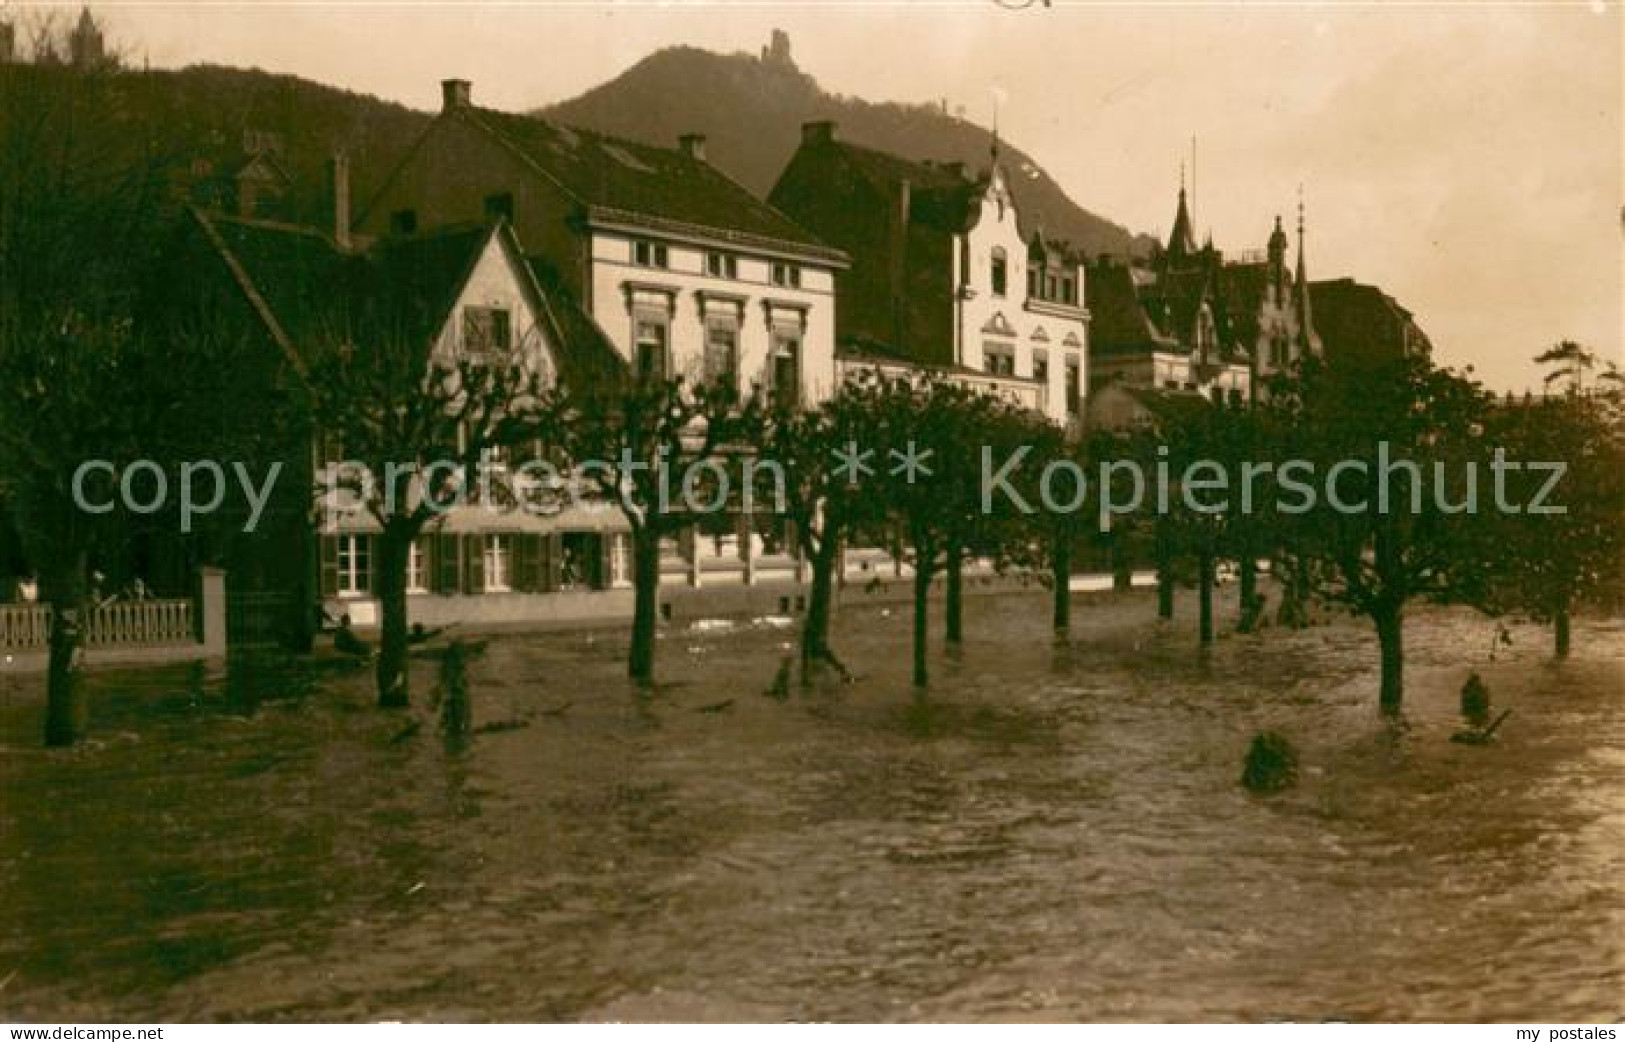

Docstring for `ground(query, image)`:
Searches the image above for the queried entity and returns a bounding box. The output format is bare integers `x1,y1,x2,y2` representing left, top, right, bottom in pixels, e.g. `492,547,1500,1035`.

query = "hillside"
538,38,1150,260
2,61,430,228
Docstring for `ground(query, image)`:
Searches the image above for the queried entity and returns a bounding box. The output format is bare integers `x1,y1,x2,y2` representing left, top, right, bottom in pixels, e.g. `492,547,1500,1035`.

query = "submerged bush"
1241,731,1299,793
1460,672,1491,726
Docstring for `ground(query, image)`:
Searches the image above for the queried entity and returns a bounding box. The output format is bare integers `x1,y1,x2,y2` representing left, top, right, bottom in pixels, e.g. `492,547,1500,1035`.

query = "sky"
46,0,1625,392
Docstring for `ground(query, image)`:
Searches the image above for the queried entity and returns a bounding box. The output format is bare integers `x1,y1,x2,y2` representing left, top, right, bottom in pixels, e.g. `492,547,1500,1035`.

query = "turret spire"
1294,187,1316,351
1167,164,1197,260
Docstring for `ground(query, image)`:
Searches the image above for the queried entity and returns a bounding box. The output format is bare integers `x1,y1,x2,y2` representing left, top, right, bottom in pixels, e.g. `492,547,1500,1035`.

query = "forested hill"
2,62,430,227
538,40,1151,260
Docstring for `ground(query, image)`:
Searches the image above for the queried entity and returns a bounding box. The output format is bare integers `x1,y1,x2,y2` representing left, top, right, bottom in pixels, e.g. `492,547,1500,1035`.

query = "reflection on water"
1,590,1621,1022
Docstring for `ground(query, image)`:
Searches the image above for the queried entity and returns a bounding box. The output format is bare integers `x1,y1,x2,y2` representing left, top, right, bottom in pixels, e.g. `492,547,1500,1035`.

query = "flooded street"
2,589,1622,1022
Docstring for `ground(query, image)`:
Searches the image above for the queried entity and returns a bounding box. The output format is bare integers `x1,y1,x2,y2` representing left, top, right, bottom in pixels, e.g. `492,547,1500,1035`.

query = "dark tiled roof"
526,258,629,391
193,211,351,362
1310,277,1432,367
365,223,493,350
1086,263,1178,357
193,210,624,390
461,107,841,261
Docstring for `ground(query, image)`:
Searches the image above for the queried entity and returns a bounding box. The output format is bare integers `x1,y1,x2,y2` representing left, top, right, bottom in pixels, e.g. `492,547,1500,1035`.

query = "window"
1033,351,1050,386
462,307,511,357
1045,274,1058,300
704,321,739,389
991,247,1008,297
771,333,801,407
483,534,512,593
1061,276,1076,305
337,535,372,597
483,191,514,222
406,540,428,594
390,209,418,236
983,343,1015,377
705,252,738,279
635,318,669,382
1027,268,1039,298
633,240,668,269
1066,359,1082,416
771,262,801,289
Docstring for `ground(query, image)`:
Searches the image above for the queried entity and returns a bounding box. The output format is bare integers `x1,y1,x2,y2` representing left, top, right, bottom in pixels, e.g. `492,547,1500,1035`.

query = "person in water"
408,622,452,645
333,614,372,658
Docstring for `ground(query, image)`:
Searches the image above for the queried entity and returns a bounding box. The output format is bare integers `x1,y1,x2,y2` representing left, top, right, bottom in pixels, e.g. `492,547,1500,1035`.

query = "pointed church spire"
1168,164,1197,259
1294,188,1316,351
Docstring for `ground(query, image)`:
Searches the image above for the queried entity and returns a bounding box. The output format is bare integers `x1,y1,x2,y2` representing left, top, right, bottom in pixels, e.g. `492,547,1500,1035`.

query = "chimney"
801,121,836,146
329,152,351,251
678,133,707,162
888,179,911,349
441,78,471,111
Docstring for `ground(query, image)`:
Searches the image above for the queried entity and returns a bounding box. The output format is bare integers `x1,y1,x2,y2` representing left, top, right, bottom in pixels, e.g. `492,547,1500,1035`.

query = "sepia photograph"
0,0,1621,1029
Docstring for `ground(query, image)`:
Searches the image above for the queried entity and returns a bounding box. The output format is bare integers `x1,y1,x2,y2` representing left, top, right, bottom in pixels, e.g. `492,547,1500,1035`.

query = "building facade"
356,80,847,408
769,122,1090,428
1086,181,1320,428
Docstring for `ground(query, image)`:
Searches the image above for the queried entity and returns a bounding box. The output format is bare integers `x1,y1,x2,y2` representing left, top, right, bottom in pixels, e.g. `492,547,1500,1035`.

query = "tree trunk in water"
1155,522,1175,620
1111,532,1133,592
374,528,411,709
628,527,661,684
912,555,931,688
40,554,88,747
1198,552,1214,645
801,541,837,679
1237,552,1258,631
1051,533,1072,634
1554,601,1571,659
944,538,963,645
1375,606,1404,716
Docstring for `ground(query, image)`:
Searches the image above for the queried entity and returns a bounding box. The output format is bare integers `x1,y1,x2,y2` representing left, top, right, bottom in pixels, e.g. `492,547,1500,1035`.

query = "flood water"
2,588,1622,1022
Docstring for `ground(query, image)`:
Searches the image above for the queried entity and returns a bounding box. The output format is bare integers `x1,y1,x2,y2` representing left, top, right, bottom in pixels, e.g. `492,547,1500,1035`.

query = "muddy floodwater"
2,588,1622,1022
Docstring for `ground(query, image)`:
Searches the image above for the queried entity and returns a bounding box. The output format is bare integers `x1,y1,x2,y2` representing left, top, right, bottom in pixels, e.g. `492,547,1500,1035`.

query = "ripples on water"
1,589,1621,1022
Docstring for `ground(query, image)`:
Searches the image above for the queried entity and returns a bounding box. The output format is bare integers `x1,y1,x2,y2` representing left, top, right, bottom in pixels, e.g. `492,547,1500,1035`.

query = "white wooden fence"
0,598,195,650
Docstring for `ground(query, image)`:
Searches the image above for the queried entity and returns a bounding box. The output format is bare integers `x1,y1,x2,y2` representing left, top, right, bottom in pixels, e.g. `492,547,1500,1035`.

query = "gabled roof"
189,209,623,391
1086,262,1180,357
817,140,988,234
451,106,844,263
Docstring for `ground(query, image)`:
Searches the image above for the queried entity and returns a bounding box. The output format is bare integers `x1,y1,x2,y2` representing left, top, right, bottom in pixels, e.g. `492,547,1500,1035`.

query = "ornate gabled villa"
769,121,1091,429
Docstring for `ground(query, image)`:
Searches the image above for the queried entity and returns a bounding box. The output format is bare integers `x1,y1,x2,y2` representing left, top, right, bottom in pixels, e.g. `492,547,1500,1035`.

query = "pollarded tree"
1485,346,1625,657
1274,354,1496,715
0,39,168,745
748,377,890,682
306,291,552,709
862,376,1023,687
540,376,752,685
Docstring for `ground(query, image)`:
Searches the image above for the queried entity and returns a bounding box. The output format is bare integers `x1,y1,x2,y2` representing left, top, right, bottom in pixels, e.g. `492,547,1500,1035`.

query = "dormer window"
991,247,1008,298
771,262,801,289
633,240,669,269
706,252,738,279
463,306,511,357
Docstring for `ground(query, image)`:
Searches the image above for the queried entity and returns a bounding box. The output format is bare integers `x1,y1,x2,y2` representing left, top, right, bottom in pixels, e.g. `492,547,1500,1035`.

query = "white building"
770,124,1090,429
357,80,848,407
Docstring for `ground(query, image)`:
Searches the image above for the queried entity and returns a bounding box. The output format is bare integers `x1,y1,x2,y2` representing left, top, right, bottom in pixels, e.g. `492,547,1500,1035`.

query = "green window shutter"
463,535,485,594
546,534,563,592
436,534,460,594
319,536,339,597
527,535,547,593
593,534,610,591
417,536,434,593
512,535,531,593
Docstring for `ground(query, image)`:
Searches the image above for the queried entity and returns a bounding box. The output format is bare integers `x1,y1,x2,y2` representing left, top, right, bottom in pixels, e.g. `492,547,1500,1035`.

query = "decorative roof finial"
990,84,1008,165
